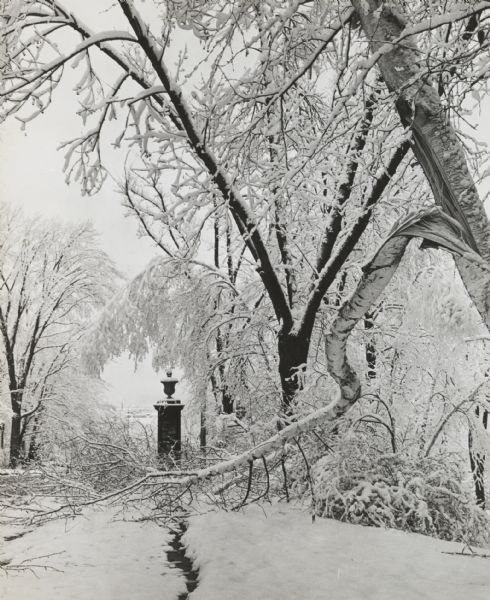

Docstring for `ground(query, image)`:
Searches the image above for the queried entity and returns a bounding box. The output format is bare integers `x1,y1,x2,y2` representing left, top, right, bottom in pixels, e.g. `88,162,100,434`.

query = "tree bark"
326,236,409,412
364,314,377,379
278,331,310,414
469,430,486,508
469,406,488,508
9,391,23,467
200,408,207,451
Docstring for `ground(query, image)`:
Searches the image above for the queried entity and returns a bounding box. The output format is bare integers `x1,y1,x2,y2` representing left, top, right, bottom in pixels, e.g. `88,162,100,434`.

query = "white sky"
0,109,164,409
0,0,163,410
0,1,195,411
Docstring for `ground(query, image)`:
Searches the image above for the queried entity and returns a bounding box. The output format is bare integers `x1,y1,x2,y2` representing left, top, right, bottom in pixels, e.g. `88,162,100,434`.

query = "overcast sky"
0,105,167,409
0,0,169,410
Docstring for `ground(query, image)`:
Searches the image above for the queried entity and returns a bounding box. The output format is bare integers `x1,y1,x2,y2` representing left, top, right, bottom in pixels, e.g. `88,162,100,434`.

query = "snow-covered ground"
0,508,186,600
2,502,490,600
185,504,490,600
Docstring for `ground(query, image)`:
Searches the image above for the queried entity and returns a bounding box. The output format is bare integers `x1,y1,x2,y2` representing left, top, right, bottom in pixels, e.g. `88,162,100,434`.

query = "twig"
233,460,254,511
281,457,290,503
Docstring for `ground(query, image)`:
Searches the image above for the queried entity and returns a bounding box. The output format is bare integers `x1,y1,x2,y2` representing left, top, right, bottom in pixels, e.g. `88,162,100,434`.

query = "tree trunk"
364,314,377,380
469,406,488,508
351,0,490,327
26,412,41,462
9,394,23,467
221,391,234,415
200,408,207,451
469,430,486,509
278,331,310,414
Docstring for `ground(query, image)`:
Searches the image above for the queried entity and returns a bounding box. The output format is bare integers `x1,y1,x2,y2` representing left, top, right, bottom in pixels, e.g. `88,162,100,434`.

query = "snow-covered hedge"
312,431,489,545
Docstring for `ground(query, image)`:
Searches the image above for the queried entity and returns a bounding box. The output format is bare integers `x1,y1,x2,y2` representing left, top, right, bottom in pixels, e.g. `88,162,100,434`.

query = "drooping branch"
424,381,487,457
325,236,408,410
1,31,138,98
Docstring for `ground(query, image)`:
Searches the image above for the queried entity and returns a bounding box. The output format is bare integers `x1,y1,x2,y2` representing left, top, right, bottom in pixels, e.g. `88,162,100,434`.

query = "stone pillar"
154,371,184,458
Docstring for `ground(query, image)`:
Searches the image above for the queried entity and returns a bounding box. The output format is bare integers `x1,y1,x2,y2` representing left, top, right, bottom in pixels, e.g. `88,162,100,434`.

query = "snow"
0,508,186,600
2,502,490,600
184,504,490,600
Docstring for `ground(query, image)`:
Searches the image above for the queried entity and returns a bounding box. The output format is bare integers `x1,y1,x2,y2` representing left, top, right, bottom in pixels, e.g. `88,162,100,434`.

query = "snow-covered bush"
312,430,489,545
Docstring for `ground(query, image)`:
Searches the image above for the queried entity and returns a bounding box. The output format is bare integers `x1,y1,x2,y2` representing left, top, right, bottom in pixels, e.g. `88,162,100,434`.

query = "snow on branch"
117,0,292,328
0,31,138,97
127,208,490,489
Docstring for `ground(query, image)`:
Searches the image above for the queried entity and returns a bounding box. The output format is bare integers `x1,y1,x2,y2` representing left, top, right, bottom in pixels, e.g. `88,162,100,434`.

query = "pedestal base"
154,401,184,458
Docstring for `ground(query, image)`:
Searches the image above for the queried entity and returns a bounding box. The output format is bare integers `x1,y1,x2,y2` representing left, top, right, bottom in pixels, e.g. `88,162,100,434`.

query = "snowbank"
0,508,186,600
184,504,490,600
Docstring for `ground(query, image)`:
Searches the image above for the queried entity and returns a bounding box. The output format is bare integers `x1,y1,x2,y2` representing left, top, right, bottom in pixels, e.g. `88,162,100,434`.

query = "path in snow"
166,523,200,600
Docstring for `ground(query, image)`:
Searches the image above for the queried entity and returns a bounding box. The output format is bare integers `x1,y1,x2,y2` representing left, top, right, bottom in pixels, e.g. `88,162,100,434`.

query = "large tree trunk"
351,0,490,327
278,331,310,414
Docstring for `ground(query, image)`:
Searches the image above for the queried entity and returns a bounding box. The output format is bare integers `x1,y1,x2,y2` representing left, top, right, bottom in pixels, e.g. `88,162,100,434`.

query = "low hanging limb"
325,206,490,415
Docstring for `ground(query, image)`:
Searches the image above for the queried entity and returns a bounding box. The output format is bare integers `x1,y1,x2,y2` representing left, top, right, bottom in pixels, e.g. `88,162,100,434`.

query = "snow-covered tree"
0,205,117,466
2,1,490,506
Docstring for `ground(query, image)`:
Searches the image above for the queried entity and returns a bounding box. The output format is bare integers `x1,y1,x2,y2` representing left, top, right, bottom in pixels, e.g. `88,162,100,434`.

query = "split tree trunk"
351,0,490,326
